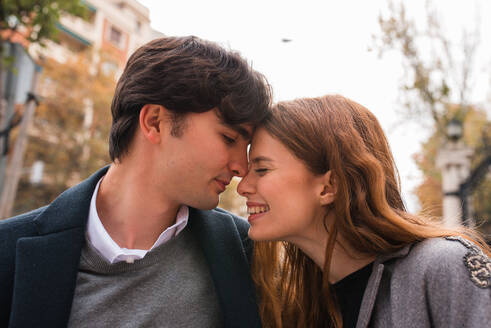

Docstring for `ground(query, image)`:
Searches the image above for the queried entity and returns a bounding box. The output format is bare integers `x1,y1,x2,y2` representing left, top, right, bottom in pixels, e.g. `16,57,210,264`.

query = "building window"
106,24,126,49
109,26,122,45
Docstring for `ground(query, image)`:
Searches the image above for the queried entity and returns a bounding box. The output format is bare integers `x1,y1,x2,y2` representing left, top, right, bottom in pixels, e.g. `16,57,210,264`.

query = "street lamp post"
436,119,473,227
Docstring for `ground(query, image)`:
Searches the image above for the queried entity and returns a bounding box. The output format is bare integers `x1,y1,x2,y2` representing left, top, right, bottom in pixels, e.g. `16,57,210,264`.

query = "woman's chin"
248,226,284,242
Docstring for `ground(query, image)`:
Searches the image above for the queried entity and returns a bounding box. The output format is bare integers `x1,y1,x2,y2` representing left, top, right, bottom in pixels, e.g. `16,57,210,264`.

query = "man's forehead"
213,109,253,141
220,121,254,141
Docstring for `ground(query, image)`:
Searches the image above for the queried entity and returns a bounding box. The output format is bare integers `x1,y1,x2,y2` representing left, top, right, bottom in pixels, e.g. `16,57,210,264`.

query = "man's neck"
96,164,181,250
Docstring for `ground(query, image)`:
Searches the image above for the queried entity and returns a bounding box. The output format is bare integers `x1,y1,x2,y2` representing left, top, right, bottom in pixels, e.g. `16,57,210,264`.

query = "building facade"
30,0,163,75
3,0,165,217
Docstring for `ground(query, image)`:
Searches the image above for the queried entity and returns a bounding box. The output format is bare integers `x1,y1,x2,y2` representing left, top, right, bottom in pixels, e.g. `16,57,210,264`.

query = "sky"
138,0,491,212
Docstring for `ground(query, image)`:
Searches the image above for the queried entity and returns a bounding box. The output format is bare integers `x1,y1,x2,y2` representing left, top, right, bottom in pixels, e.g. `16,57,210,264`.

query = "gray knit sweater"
67,228,222,328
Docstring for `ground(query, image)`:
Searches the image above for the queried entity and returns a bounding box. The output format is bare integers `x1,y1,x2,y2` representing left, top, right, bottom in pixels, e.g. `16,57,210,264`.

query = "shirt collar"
86,177,189,264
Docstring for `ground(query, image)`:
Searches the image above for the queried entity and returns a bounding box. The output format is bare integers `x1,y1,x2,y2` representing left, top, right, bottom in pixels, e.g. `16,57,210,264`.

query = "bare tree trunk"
0,39,5,150
0,39,4,106
0,69,41,219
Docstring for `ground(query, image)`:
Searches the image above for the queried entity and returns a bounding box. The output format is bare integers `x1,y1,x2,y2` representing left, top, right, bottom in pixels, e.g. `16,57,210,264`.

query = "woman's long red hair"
252,95,490,328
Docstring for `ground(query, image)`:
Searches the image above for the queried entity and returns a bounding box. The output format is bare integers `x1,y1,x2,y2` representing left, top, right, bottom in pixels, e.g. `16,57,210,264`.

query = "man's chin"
187,197,219,210
201,203,219,210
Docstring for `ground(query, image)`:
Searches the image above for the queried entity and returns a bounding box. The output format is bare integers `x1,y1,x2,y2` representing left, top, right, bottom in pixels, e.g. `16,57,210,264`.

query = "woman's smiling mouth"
246,202,270,222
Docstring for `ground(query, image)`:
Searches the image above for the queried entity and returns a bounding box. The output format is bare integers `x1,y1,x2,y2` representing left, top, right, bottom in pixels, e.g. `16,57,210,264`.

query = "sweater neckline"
80,227,191,274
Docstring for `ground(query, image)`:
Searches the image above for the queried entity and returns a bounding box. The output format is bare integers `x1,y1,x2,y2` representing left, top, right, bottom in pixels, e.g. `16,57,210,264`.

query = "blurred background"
0,0,489,239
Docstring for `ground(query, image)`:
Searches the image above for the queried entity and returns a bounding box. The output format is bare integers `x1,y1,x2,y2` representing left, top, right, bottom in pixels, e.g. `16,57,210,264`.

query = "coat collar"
188,207,261,328
376,244,412,263
356,244,413,328
33,166,109,235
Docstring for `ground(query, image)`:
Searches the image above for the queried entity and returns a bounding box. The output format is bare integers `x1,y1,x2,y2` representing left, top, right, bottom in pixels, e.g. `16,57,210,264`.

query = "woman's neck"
328,240,375,283
288,217,375,284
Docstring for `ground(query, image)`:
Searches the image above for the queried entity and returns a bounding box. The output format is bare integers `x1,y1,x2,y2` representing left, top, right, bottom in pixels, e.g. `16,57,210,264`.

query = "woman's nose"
237,173,254,197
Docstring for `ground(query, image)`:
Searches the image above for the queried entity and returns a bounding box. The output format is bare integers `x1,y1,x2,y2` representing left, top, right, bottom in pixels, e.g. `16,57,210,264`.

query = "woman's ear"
139,104,166,144
319,170,337,206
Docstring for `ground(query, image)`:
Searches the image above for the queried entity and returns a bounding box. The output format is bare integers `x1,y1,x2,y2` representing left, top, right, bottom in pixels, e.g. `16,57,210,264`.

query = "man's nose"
229,147,248,177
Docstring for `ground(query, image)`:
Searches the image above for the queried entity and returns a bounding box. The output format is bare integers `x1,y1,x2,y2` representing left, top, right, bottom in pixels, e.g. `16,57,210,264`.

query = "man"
0,36,271,328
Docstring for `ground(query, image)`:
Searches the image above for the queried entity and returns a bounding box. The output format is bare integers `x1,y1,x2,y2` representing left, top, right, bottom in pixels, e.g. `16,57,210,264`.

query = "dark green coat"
0,166,261,328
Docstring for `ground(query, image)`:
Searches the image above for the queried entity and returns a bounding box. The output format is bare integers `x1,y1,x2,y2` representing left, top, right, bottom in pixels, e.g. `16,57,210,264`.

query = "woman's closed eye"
254,168,269,175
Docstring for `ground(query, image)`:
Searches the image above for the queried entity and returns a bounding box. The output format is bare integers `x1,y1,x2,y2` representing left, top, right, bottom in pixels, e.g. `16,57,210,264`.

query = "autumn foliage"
13,50,116,214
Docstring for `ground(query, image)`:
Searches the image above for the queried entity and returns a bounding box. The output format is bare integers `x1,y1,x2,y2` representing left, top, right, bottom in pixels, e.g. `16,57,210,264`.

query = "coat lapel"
356,262,385,328
188,208,261,328
356,245,413,328
9,167,109,328
9,228,86,327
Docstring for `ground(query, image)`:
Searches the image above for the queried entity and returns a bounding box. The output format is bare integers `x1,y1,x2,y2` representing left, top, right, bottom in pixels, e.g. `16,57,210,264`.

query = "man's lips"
215,179,230,192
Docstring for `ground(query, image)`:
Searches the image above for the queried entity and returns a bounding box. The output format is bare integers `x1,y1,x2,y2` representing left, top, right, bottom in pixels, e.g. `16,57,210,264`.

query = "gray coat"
356,236,491,328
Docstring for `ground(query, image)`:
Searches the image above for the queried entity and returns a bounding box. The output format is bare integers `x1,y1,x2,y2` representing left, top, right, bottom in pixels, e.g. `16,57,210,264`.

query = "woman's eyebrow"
250,156,273,164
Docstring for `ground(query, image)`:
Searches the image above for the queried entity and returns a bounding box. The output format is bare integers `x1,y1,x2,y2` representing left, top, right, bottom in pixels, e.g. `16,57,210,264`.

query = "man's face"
156,109,252,210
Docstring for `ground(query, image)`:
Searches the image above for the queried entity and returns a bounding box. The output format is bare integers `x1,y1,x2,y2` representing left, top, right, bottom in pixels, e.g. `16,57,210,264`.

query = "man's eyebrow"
220,122,252,141
233,126,252,141
251,156,273,164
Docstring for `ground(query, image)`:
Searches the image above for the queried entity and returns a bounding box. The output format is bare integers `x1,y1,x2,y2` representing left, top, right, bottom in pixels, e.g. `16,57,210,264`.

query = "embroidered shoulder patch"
445,236,491,288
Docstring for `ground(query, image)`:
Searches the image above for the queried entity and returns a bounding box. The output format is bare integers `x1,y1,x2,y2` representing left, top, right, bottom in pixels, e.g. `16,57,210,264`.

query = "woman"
237,94,491,328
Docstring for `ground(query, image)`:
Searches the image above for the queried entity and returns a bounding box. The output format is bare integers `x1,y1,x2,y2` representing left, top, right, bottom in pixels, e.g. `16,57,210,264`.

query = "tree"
13,50,115,214
413,106,491,235
375,0,485,130
375,0,490,236
1,0,86,103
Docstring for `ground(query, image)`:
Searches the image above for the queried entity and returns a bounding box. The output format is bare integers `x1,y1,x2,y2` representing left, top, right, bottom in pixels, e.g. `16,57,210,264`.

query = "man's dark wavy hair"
109,35,272,161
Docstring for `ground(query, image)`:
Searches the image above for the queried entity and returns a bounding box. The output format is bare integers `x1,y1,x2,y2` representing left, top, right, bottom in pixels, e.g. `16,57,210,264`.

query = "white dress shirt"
86,178,189,264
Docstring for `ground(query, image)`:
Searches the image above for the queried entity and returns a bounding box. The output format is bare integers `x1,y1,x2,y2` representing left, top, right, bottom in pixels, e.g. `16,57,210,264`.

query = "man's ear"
139,104,166,144
318,170,337,206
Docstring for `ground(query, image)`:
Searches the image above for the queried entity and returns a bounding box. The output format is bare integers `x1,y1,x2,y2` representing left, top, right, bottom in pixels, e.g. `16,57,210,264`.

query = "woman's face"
237,128,327,242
